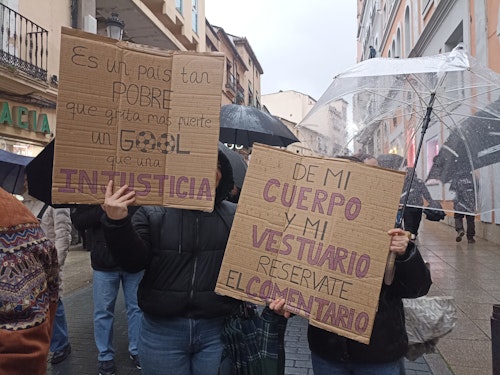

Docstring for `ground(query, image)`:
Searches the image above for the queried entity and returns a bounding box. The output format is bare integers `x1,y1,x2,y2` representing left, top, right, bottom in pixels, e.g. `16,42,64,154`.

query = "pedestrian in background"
100,151,242,375
450,171,476,243
400,167,433,239
0,187,59,375
71,205,143,375
22,177,73,365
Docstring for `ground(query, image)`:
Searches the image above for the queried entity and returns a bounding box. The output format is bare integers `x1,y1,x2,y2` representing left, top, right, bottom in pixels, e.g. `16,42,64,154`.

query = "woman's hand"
388,228,410,256
268,298,291,319
102,180,136,220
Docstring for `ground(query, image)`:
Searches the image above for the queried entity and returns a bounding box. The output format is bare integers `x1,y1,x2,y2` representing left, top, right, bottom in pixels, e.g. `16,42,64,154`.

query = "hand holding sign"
384,229,412,285
387,228,410,256
103,180,136,220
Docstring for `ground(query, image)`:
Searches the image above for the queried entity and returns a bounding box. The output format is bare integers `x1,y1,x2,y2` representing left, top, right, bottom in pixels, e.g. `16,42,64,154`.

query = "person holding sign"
100,151,242,375
307,226,432,375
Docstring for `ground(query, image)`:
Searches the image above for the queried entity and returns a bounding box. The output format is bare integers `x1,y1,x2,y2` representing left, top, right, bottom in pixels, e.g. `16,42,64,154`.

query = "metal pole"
492,304,500,374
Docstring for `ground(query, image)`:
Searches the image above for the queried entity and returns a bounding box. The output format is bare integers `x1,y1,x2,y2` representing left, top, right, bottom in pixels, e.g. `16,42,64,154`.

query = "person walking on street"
450,171,476,243
22,178,73,365
100,151,242,375
400,167,434,239
0,187,59,375
71,205,143,375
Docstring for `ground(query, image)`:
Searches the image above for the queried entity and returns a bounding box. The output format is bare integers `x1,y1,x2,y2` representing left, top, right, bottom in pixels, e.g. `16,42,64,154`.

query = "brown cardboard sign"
52,28,224,210
216,144,405,344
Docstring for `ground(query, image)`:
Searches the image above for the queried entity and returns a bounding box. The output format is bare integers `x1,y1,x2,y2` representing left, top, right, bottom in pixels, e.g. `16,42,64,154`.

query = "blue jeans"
93,270,143,361
138,314,225,375
311,352,406,375
50,298,70,352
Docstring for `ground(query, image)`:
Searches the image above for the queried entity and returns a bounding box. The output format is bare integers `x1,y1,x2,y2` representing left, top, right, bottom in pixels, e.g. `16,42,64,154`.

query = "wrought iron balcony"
235,82,245,104
0,3,48,81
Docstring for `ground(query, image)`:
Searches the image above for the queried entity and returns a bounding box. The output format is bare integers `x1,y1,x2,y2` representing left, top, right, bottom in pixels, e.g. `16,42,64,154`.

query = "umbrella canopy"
25,140,54,205
0,150,33,194
219,104,299,148
427,99,500,184
298,44,500,217
218,142,247,189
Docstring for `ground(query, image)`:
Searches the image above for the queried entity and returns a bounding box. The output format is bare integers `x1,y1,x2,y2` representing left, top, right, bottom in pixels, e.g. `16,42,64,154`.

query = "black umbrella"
218,142,247,189
0,149,33,194
25,140,55,205
219,104,299,148
427,101,500,184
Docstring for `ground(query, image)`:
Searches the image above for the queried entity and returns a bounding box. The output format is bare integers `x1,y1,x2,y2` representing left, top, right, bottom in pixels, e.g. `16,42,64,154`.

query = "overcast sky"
205,1,358,100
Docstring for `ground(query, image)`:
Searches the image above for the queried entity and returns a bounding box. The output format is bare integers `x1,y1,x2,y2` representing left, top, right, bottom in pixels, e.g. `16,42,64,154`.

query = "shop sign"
0,101,51,134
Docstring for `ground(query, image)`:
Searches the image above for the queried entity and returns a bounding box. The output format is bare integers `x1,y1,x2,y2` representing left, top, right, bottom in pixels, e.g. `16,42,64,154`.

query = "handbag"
221,303,288,375
423,200,446,221
403,295,457,360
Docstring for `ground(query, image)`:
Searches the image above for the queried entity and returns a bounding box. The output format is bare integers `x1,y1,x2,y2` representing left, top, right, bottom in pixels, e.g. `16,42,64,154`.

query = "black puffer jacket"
102,150,241,319
308,243,432,364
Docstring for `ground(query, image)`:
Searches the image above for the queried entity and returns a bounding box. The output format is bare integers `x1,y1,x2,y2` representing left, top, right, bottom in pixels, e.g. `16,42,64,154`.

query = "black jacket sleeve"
101,208,151,273
70,205,104,231
390,242,432,298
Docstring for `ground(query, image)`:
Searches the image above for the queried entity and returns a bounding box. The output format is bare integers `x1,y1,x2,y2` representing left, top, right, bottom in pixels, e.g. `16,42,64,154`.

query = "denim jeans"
93,270,143,361
50,298,70,352
138,314,225,375
311,352,406,375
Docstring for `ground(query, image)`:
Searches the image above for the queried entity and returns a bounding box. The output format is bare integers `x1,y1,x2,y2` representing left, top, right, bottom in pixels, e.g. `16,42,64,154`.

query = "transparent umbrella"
298,44,500,218
298,44,500,283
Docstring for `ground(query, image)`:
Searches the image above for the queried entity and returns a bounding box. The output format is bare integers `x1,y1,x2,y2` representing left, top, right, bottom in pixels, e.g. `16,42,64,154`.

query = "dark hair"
216,150,234,204
335,155,362,163
353,153,375,163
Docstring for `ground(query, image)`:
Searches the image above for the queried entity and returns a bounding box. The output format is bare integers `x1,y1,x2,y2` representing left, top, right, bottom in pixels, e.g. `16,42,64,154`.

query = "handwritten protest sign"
52,28,224,210
215,144,405,344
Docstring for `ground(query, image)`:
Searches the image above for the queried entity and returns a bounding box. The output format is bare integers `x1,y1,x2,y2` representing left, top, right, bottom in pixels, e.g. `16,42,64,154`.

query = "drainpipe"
71,0,79,28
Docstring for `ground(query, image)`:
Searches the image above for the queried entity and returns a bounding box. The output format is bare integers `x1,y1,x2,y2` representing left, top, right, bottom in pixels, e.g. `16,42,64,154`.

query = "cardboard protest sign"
52,27,224,210
216,144,405,344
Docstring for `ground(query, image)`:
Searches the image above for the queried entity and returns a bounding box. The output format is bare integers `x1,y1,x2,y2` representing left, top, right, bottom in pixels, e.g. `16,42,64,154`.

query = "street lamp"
106,12,124,41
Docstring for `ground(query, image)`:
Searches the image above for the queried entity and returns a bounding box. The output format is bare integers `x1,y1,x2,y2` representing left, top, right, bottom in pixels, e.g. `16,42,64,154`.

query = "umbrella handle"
384,231,411,285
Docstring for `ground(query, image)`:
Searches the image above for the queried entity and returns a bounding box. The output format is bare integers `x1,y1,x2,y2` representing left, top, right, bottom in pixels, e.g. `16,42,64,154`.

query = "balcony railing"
0,3,48,81
235,82,244,104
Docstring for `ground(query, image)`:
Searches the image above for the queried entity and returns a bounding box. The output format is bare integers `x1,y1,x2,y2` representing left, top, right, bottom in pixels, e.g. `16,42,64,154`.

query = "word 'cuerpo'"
263,179,362,220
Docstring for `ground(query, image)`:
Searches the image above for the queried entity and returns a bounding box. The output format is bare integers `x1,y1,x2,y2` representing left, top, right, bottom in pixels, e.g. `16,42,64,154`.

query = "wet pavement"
47,218,498,374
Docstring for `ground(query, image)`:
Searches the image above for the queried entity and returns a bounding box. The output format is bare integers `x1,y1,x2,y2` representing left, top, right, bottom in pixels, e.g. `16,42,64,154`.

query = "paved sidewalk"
48,218,500,374
47,284,437,375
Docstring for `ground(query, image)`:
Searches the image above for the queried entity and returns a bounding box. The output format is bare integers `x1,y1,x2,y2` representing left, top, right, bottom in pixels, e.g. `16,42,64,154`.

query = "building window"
192,0,198,34
176,0,183,12
404,7,411,57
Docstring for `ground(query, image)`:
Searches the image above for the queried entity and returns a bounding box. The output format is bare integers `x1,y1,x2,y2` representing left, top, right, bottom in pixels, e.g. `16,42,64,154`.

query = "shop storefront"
0,100,54,157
